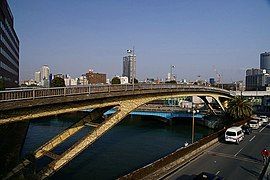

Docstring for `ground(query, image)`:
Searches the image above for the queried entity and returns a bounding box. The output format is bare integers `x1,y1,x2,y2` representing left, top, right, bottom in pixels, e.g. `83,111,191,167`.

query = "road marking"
233,136,253,157
207,151,261,165
249,135,256,142
234,147,244,156
259,124,268,132
253,132,270,136
215,171,220,175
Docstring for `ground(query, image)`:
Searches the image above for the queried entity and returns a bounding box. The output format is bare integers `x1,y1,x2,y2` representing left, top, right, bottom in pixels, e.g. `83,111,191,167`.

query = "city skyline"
8,0,270,83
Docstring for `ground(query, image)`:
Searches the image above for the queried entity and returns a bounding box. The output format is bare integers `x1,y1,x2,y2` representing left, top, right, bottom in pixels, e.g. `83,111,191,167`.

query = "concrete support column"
34,106,114,159
38,97,156,179
198,96,217,115
212,95,225,111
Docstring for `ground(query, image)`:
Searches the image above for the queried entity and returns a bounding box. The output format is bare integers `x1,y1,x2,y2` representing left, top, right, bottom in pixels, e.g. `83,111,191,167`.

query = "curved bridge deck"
0,84,232,124
1,84,233,179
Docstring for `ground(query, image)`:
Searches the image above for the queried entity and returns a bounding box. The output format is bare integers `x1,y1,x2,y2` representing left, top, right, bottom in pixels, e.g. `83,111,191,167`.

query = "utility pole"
192,108,195,144
132,46,135,91
188,103,199,144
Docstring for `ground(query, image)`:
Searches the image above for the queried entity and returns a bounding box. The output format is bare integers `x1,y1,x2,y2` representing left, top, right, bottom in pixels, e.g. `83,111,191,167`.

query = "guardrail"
121,118,250,179
0,84,231,102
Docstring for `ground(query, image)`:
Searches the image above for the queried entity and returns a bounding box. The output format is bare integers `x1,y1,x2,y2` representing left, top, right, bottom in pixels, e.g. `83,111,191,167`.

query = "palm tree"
226,96,253,120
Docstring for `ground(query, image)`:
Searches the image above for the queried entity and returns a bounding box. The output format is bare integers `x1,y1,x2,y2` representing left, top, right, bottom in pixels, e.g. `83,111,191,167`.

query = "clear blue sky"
8,0,270,83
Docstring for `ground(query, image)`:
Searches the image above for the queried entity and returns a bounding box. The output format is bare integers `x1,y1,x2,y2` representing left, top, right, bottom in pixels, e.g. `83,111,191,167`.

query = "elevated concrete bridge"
234,90,270,97
1,84,233,179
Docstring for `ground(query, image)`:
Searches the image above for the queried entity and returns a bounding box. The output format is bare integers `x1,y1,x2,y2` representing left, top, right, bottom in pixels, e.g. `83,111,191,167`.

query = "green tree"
134,78,138,84
111,77,120,84
226,96,253,120
28,84,38,87
0,78,5,91
165,80,177,84
51,77,65,87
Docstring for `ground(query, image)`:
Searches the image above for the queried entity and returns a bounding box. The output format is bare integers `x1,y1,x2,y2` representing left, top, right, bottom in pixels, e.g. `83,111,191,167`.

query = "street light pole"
188,103,198,144
132,46,135,91
192,108,195,144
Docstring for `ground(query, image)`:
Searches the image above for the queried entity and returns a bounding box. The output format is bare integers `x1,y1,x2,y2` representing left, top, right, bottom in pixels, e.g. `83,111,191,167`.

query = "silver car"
249,120,260,129
259,115,269,124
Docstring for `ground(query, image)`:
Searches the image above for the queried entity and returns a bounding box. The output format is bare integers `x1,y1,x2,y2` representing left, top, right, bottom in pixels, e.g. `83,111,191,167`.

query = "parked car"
252,115,264,126
251,114,260,120
249,119,260,129
225,126,244,144
241,124,252,135
194,172,224,180
258,119,264,127
259,115,269,124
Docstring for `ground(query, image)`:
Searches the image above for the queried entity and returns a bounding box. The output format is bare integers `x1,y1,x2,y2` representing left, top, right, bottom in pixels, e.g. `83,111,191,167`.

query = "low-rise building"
119,76,128,84
78,74,88,85
86,70,106,84
54,73,65,79
70,78,78,86
64,74,71,86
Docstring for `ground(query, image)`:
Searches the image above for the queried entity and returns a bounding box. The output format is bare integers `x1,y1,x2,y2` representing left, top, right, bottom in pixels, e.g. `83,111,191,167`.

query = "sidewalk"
263,162,270,180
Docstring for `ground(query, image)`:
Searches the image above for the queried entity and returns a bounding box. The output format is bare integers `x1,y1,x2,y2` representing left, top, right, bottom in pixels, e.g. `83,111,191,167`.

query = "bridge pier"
0,121,29,179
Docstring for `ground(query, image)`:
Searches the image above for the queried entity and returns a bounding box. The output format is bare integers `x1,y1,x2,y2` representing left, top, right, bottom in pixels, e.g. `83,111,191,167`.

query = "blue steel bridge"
103,108,204,122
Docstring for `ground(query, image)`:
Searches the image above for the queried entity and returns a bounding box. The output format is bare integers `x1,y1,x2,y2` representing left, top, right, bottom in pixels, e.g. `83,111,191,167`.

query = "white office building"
78,74,88,85
40,65,50,87
34,71,41,83
41,65,50,80
70,78,78,86
119,76,129,84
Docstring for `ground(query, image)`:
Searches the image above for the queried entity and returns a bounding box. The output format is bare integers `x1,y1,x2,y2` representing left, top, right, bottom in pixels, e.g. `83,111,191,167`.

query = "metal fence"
0,84,231,102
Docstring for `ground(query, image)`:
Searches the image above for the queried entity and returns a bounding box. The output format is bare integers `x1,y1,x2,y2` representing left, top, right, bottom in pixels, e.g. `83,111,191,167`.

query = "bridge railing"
0,84,230,102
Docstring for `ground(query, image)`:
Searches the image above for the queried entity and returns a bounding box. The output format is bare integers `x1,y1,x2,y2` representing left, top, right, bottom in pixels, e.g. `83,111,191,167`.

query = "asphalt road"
164,123,270,180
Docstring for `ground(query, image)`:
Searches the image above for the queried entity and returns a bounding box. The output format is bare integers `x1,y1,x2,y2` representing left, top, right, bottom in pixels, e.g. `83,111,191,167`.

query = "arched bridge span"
0,84,232,125
2,84,233,179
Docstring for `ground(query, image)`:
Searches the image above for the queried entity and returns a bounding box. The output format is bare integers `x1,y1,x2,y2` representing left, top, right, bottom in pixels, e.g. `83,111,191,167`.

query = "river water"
21,114,214,180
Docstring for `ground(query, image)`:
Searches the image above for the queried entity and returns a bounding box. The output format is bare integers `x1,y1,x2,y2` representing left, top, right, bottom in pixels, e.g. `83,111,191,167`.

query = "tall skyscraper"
260,52,270,73
123,49,136,83
0,0,20,87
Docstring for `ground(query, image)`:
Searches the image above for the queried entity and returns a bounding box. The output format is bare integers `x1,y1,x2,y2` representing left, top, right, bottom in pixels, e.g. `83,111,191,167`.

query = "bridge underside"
2,92,230,179
0,90,230,125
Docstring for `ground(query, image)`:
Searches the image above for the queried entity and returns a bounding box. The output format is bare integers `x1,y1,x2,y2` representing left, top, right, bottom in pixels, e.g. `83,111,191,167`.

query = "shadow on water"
21,114,215,180
0,121,29,178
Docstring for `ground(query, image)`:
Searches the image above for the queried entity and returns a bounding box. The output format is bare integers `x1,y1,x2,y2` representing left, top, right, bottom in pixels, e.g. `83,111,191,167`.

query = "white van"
259,115,269,124
225,126,244,144
249,119,260,129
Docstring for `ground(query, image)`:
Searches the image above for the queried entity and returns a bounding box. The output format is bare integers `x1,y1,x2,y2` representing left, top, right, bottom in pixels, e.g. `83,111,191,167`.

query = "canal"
21,113,215,180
